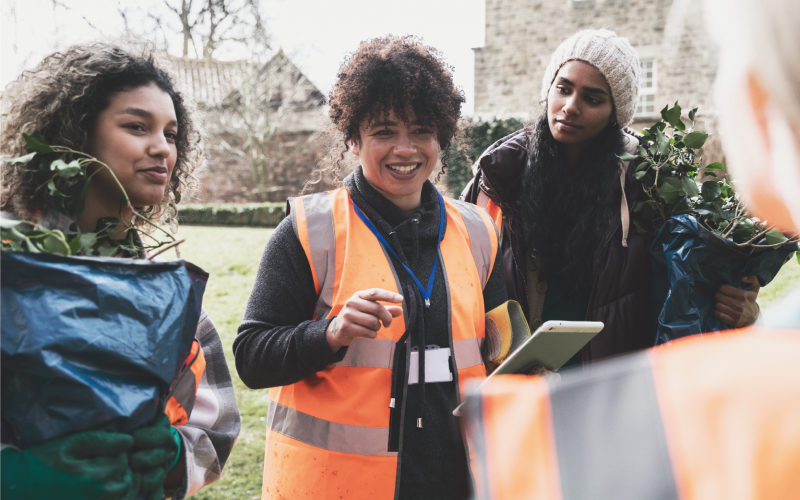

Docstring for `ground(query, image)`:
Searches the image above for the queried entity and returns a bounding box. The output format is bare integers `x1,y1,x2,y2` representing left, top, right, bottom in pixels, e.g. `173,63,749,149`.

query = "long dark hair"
518,112,624,297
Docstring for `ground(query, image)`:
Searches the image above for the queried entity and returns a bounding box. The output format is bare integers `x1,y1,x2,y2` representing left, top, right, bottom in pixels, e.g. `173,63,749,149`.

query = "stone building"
169,50,331,203
474,0,718,125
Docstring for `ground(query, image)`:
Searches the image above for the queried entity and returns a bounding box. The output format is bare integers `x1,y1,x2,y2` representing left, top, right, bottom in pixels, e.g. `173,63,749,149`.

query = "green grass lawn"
171,225,273,500
171,225,800,499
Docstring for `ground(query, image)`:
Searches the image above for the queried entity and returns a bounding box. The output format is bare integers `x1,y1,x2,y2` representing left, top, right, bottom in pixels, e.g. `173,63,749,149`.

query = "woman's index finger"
357,288,404,303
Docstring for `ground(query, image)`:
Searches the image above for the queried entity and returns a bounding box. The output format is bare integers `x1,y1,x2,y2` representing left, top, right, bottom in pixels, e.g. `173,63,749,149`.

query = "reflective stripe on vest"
264,188,498,500
165,339,205,426
463,328,800,500
476,190,503,242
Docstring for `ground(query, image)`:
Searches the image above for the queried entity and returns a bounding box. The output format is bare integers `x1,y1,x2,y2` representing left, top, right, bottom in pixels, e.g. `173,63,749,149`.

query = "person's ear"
351,137,360,156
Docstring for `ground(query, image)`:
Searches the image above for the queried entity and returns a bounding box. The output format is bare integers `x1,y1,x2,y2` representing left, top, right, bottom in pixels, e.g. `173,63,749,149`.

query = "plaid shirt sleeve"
168,309,241,499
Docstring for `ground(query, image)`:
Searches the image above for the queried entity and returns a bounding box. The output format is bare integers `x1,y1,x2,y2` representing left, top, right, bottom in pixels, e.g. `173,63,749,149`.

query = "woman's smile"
385,162,422,177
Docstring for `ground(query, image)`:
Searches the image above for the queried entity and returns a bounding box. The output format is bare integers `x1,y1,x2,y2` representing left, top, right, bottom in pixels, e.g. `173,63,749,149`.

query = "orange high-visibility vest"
165,338,205,426
262,187,499,500
462,327,800,500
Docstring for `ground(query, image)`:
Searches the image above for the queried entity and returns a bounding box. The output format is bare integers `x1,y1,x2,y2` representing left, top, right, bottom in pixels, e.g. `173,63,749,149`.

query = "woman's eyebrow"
558,76,609,95
117,107,152,118
117,107,178,126
369,120,398,128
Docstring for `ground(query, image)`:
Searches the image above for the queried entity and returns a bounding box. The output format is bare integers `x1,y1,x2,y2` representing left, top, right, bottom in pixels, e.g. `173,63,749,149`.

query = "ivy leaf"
701,181,722,202
0,219,22,230
96,245,121,257
4,152,37,165
658,178,683,204
684,131,709,149
47,179,61,197
765,229,789,245
637,145,648,156
634,170,647,180
664,102,685,131
656,128,670,155
618,152,638,161
681,176,700,197
51,159,82,178
705,162,726,172
41,233,68,255
68,235,83,255
22,133,54,154
660,104,670,122
689,108,698,127
64,179,92,216
632,219,649,235
80,232,98,251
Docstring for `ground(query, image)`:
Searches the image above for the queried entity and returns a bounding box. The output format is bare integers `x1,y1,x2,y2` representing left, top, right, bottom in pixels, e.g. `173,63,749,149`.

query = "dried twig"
148,238,186,259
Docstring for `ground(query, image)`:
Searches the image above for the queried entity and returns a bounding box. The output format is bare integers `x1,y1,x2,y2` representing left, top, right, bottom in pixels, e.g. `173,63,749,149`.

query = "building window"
636,59,656,117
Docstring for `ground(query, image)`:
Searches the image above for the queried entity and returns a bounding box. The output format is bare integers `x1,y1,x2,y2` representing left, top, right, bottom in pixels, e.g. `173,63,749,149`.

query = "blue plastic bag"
650,215,797,345
1,251,208,448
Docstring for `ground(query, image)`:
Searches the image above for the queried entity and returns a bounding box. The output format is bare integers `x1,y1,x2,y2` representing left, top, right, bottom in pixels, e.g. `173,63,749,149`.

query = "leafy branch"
2,133,181,258
622,102,798,251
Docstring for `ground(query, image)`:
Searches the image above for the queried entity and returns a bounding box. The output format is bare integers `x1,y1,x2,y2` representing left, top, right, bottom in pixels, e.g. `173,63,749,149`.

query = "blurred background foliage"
444,114,526,197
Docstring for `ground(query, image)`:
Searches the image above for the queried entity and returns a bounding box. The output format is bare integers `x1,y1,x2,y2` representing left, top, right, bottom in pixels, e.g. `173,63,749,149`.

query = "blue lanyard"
351,188,445,309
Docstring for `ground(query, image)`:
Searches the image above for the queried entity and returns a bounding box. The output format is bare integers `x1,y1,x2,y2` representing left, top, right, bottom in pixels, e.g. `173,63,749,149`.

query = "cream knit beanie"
540,29,641,128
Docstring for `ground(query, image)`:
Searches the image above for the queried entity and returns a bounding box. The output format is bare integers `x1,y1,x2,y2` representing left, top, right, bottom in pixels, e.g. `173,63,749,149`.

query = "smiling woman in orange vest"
234,35,507,500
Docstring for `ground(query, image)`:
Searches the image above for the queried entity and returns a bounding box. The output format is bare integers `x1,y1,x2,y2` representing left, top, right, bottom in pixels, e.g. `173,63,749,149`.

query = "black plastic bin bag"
1,251,208,448
649,215,797,345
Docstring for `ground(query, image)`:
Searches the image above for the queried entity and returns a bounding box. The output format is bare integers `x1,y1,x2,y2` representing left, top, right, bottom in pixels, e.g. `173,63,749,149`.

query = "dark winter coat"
461,128,654,362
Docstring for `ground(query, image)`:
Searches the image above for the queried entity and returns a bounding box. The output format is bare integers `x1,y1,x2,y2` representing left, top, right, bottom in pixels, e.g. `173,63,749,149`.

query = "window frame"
636,59,658,118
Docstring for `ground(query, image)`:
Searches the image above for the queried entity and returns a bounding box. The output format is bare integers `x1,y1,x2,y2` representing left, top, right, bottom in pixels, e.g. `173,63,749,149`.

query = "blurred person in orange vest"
234,36,507,500
459,1,800,498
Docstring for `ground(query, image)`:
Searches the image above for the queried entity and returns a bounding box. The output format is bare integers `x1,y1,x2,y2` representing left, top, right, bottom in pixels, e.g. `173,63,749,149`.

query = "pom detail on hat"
541,29,641,128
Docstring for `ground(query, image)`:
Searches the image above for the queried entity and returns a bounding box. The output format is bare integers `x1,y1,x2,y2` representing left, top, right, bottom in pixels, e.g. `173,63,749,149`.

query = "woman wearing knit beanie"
462,28,760,364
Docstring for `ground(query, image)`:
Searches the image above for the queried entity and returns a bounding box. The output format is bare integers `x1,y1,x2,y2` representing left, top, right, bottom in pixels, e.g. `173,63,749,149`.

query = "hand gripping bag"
1,251,208,448
649,215,797,345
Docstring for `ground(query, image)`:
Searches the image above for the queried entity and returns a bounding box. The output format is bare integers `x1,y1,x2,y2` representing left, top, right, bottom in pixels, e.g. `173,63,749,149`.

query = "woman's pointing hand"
326,289,404,353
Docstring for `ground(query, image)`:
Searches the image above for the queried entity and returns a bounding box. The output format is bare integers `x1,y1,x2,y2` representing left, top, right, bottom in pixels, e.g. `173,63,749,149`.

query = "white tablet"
453,320,604,416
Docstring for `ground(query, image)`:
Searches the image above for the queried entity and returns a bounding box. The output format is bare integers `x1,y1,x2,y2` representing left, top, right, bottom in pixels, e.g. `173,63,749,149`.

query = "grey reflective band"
548,352,680,500
292,193,337,321
332,337,397,368
333,337,483,370
452,337,484,369
447,199,495,288
267,401,397,457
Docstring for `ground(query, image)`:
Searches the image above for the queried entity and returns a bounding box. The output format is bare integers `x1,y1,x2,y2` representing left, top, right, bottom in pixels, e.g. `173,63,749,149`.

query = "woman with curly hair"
0,42,240,499
235,35,506,500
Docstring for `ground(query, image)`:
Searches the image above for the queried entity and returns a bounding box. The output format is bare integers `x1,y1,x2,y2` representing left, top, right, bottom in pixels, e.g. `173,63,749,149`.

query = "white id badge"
408,345,453,384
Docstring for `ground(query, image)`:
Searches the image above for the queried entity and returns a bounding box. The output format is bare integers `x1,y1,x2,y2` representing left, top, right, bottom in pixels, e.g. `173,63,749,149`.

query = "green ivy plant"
1,133,180,258
622,102,798,254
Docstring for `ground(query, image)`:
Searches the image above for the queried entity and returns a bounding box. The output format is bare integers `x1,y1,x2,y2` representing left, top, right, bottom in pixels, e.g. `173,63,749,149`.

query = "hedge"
178,203,286,227
445,114,526,196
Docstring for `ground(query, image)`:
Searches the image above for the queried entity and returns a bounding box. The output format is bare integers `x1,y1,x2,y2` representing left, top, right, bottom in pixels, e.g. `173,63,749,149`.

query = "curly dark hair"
519,112,625,297
311,35,466,186
0,41,204,226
